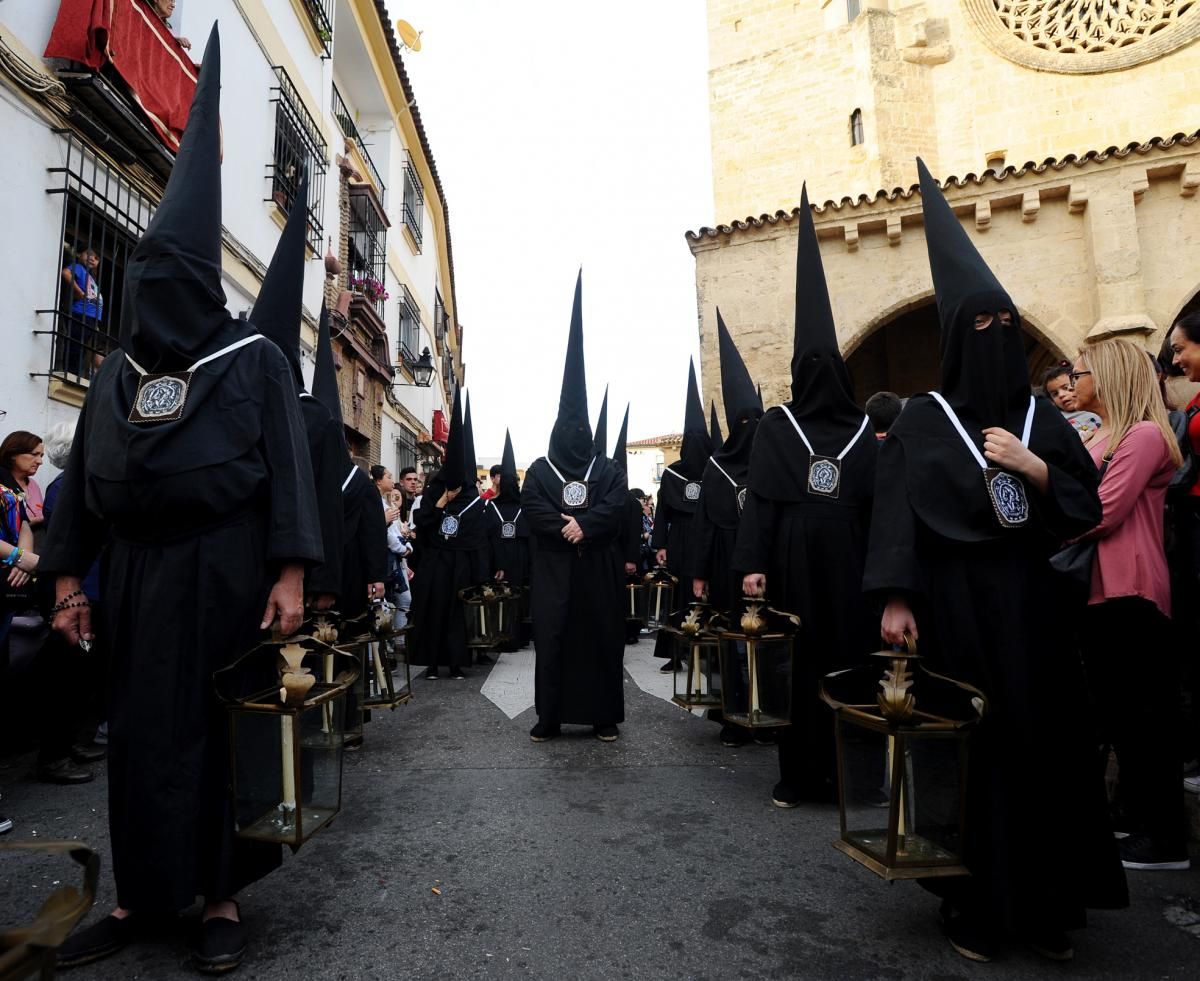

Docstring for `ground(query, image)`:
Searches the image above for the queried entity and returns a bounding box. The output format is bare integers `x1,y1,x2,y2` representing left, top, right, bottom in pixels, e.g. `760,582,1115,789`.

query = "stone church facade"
690,0,1200,407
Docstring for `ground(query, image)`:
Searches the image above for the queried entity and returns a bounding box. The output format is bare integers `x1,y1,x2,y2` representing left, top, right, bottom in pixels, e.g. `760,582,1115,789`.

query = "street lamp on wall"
395,347,434,388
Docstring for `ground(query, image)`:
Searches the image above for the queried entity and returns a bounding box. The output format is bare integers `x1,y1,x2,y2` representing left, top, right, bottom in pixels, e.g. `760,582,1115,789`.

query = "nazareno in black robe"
38,340,323,911
296,395,347,599
486,496,531,588
733,407,878,792
338,465,389,620
522,455,627,726
408,480,491,669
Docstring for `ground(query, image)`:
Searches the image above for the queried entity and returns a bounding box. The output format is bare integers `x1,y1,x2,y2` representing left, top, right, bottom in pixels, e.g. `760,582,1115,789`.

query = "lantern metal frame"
216,636,359,851
625,573,647,632
662,602,724,711
715,598,800,730
820,638,987,881
641,567,677,630
459,582,523,649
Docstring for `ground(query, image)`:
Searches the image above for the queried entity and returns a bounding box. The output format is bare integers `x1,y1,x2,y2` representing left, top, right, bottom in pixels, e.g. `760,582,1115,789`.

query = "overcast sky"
398,1,714,464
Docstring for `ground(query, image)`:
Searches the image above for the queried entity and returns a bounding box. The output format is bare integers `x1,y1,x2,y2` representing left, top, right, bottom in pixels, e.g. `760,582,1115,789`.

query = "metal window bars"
34,131,155,386
396,430,418,474
397,283,421,365
401,151,424,251
433,290,448,349
347,186,388,321
331,84,386,207
268,66,327,252
300,0,335,57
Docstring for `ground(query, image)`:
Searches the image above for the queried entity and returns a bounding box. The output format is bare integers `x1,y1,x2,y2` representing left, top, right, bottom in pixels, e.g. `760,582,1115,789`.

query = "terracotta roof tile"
627,433,682,448
686,130,1200,241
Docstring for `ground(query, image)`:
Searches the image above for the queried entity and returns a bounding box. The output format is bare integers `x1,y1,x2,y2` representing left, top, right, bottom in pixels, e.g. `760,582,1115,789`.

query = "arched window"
850,109,864,147
847,0,861,21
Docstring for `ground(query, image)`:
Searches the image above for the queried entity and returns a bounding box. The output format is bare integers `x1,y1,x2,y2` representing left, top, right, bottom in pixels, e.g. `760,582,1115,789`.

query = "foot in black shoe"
449,667,467,680
594,724,619,742
530,720,560,742
1119,833,1191,870
719,724,750,747
1026,929,1074,961
71,742,107,764
423,668,439,680
37,758,94,785
941,906,997,963
659,659,680,673
475,652,494,665
771,782,800,809
194,916,246,974
57,914,137,968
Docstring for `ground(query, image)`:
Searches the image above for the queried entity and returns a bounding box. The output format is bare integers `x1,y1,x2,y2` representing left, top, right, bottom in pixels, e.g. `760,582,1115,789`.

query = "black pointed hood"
496,428,520,502
917,157,1029,429
436,388,468,492
251,173,309,389
709,401,723,450
311,301,353,464
790,184,861,436
613,404,630,476
676,358,711,477
593,386,609,457
717,308,761,428
121,25,247,372
547,271,594,474
713,308,763,476
463,392,480,494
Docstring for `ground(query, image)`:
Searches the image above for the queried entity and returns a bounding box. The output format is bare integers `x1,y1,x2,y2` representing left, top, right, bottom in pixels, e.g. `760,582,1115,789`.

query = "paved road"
3,641,1199,980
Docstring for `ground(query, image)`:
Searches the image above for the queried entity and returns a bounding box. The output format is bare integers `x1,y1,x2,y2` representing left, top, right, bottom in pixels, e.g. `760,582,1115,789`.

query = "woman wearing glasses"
1069,338,1188,871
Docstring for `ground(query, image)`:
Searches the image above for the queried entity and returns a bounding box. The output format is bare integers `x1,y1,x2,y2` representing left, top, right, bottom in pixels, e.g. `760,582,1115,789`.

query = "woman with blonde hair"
1069,336,1188,871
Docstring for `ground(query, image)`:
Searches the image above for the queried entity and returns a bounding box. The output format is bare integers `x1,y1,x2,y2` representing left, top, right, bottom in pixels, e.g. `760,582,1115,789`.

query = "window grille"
331,83,386,206
35,131,155,386
268,66,327,251
433,290,448,349
348,185,388,321
395,430,418,475
850,108,865,147
300,0,335,57
401,151,424,251
397,284,421,365
847,0,861,22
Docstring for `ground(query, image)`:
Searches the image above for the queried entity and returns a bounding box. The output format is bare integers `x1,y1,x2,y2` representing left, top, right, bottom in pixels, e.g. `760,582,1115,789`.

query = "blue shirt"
68,263,103,320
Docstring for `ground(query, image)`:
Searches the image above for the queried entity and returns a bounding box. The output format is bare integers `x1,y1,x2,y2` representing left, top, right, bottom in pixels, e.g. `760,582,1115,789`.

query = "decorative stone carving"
964,0,1200,73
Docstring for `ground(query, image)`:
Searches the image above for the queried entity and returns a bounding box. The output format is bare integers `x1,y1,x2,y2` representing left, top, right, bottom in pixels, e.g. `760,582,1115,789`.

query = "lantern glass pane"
342,648,365,743
231,699,345,846
642,580,674,629
671,635,723,709
718,636,792,728
626,581,646,622
363,640,396,707
494,593,521,643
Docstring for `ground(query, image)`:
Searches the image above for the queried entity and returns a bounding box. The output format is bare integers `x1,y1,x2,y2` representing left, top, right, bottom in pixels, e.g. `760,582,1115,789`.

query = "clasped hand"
560,513,584,545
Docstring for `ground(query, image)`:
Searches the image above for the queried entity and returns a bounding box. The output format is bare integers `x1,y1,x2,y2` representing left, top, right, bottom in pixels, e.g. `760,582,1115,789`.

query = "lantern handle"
882,631,917,657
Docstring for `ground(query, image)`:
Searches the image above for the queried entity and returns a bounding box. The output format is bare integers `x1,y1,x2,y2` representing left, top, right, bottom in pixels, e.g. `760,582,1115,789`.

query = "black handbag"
1049,456,1111,588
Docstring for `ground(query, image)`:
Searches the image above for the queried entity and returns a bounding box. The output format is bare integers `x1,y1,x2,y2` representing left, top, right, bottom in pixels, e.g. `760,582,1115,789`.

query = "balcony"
44,0,198,179
331,83,386,207
298,0,335,58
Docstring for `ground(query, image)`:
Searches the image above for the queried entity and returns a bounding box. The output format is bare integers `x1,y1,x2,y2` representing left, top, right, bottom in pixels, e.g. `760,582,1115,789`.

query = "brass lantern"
716,597,799,729
0,842,97,981
640,567,677,630
819,637,986,881
215,636,358,851
460,584,504,648
354,600,413,710
491,583,523,646
662,602,723,711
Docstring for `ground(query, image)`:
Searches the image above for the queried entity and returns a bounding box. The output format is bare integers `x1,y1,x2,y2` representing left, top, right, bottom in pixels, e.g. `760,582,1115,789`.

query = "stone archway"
844,300,1064,404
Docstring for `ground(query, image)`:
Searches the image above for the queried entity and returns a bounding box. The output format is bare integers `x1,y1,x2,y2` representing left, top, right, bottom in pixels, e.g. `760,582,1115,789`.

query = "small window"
847,0,861,22
397,284,422,365
401,152,425,252
268,66,328,250
395,430,418,475
850,109,864,147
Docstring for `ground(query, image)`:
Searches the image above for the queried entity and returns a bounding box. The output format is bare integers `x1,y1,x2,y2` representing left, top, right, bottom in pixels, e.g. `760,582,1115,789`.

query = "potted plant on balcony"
349,273,389,304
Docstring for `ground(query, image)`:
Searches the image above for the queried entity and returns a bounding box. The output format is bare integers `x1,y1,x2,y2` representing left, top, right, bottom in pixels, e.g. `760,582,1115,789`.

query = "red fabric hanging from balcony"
45,0,198,150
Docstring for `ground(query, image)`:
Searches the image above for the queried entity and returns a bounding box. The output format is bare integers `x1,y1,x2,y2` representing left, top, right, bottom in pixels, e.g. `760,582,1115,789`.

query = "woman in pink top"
1070,337,1188,871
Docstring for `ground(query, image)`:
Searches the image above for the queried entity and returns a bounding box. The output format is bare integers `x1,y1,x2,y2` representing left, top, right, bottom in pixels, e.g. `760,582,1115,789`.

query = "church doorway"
845,301,1063,404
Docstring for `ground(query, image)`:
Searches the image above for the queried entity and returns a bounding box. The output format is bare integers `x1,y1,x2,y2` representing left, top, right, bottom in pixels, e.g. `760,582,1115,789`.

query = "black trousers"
1080,596,1186,849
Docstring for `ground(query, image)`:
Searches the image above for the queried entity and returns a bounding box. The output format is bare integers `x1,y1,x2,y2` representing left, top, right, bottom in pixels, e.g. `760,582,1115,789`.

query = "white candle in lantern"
280,714,297,811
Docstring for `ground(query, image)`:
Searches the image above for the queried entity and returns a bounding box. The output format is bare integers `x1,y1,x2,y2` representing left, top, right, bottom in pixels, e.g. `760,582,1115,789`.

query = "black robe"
651,468,700,658
337,467,389,620
297,394,346,599
408,491,490,668
732,407,878,792
523,455,626,725
486,498,531,588
863,394,1127,930
38,341,323,912
687,462,745,613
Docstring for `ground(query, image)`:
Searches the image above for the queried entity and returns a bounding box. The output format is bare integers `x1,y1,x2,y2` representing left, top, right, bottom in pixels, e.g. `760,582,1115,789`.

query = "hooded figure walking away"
522,274,628,741
611,405,644,644
409,391,490,679
652,360,711,670
733,187,879,806
251,173,344,611
41,27,324,973
487,430,532,650
688,310,763,746
864,160,1127,962
462,396,497,665
311,303,388,624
